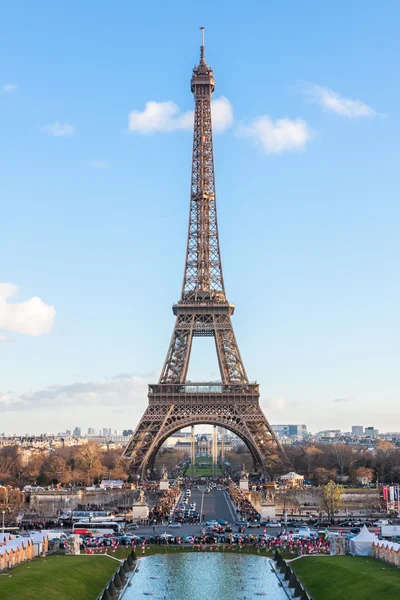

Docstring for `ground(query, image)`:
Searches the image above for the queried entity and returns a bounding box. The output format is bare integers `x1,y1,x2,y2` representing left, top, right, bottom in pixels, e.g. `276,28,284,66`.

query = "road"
132,488,284,538
190,488,237,522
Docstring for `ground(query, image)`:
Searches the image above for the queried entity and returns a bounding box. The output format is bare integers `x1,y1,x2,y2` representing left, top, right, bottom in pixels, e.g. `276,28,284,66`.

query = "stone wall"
248,487,380,517
27,489,136,515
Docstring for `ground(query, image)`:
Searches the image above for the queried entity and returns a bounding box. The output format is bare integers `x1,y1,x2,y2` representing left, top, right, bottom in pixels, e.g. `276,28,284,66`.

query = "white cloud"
0,283,55,337
84,159,110,169
0,83,17,94
302,84,376,117
239,116,313,153
210,96,234,133
44,121,75,136
0,373,152,413
0,333,12,343
128,96,233,134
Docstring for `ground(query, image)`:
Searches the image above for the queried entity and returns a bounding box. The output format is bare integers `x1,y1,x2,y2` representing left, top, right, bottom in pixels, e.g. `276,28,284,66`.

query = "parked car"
373,519,389,527
117,535,133,545
248,522,261,528
234,520,249,527
292,531,318,540
315,521,331,528
350,527,361,535
258,533,273,541
168,522,182,528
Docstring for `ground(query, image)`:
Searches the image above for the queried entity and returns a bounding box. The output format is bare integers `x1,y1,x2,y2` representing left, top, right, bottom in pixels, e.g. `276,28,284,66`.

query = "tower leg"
191,425,195,478
212,425,217,478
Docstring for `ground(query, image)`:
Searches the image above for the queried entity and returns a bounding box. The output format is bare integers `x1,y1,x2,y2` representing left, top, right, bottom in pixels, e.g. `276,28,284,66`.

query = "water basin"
123,553,287,599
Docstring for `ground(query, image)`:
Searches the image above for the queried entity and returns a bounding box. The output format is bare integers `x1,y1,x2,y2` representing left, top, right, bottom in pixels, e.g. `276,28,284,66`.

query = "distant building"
352,426,364,436
162,431,192,449
122,429,134,437
272,424,307,438
87,427,96,435
315,430,341,441
100,479,123,489
73,427,81,437
365,426,379,437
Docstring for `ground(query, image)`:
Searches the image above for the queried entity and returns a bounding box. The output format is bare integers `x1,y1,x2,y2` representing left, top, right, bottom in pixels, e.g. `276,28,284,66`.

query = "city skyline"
1,1,400,434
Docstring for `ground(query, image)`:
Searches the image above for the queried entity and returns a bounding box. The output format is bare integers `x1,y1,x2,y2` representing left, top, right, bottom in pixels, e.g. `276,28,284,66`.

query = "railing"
148,382,259,395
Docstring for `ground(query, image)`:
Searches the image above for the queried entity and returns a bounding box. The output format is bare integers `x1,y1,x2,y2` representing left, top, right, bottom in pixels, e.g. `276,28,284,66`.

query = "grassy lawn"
184,458,223,477
292,556,400,600
0,555,119,600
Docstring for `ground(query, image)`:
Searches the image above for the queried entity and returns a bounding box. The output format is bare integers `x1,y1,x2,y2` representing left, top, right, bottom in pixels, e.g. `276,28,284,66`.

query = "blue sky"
1,1,399,434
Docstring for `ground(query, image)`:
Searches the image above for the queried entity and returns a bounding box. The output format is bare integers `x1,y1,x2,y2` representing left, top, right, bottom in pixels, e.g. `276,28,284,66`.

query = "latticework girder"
124,393,287,479
123,31,287,479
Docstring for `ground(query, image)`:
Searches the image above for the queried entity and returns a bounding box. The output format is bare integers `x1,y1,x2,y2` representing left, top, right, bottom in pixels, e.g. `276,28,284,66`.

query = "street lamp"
2,510,5,533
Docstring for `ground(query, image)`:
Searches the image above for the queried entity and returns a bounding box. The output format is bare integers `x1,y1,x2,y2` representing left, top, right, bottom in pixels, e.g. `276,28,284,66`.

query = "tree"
303,446,323,478
329,444,357,475
0,446,22,484
375,441,397,483
77,442,101,472
314,467,337,486
38,454,67,485
319,480,344,520
355,467,375,485
21,453,43,483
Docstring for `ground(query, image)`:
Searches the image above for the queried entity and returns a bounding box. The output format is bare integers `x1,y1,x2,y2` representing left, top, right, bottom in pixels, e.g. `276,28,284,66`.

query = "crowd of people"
80,532,330,557
263,534,330,555
20,518,60,531
227,484,260,522
148,485,181,524
76,503,103,511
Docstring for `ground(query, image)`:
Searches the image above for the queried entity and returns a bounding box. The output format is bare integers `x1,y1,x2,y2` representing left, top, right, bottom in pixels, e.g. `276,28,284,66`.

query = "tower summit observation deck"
123,29,287,479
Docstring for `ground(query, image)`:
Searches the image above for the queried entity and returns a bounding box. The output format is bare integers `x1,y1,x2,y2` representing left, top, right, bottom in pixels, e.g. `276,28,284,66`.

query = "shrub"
108,581,117,597
294,581,303,597
123,559,131,572
289,572,298,588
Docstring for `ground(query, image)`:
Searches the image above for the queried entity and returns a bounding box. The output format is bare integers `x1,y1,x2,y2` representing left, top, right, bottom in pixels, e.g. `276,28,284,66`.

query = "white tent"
349,525,376,556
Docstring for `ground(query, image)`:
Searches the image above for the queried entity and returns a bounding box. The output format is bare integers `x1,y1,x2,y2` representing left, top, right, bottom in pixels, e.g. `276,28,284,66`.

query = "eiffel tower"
123,29,286,479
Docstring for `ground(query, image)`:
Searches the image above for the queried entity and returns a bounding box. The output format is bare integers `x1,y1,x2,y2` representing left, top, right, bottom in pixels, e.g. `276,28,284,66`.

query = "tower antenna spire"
200,26,205,64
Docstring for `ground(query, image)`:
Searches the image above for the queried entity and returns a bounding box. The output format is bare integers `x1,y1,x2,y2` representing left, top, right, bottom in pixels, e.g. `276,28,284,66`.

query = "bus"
61,511,115,522
72,521,123,536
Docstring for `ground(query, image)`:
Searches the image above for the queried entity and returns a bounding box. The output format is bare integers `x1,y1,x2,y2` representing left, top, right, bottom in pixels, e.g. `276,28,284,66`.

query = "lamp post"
2,510,5,533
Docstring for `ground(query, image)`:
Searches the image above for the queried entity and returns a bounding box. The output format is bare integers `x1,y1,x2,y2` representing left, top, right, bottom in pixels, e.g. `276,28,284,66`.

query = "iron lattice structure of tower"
124,30,287,479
